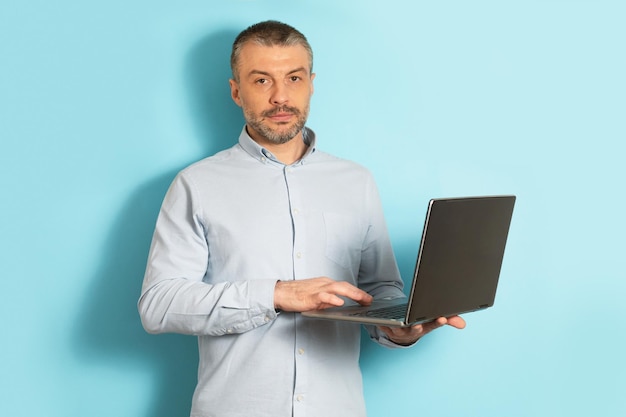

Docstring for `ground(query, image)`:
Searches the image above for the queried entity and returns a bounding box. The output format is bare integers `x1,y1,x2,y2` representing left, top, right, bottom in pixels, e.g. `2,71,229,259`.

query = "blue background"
1,1,624,416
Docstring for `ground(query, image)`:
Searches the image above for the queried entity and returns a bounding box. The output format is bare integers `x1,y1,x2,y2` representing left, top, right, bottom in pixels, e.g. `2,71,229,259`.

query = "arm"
354,176,467,346
378,316,467,346
352,174,410,345
137,173,278,336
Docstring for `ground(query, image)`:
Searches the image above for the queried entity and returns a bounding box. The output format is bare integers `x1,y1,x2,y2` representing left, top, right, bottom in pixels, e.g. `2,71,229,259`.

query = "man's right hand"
274,277,373,312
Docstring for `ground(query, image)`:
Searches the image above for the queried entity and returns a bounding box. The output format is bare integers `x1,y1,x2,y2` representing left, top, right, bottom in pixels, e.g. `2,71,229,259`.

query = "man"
139,20,465,417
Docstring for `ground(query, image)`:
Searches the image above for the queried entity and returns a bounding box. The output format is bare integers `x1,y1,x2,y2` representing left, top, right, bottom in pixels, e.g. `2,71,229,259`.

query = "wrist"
274,280,284,311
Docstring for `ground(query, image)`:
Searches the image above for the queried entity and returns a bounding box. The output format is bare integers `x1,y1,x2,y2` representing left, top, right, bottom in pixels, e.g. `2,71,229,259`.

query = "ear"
229,78,242,107
310,73,316,96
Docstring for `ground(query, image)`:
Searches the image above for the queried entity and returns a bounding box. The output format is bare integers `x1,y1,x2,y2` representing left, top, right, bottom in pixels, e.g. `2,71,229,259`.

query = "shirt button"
296,252,302,259
293,208,299,215
298,348,305,355
296,395,304,402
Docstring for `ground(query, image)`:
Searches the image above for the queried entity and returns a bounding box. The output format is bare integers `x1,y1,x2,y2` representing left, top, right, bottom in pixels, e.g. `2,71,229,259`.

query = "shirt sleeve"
355,173,410,347
138,172,278,336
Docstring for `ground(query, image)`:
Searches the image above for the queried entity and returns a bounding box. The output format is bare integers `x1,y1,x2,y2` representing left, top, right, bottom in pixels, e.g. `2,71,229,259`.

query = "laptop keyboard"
364,303,408,319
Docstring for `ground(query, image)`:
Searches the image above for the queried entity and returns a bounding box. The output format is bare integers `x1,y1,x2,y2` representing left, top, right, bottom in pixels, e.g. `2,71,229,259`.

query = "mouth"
267,112,294,123
263,107,300,123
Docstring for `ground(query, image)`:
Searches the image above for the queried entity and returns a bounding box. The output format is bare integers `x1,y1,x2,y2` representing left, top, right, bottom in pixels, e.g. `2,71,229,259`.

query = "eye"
289,76,301,82
255,78,268,85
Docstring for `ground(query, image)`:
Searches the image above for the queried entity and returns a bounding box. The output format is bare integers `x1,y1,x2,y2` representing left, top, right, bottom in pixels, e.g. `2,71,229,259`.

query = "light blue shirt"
139,127,405,417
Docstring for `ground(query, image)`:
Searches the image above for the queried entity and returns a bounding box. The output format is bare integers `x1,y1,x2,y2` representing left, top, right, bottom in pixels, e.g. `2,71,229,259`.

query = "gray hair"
230,20,313,81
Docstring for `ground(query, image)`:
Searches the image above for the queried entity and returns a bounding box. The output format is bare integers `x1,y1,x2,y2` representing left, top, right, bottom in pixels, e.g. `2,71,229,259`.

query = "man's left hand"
378,315,466,346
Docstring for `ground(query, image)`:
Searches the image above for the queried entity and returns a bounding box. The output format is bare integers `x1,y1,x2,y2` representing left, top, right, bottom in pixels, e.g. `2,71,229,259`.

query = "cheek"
238,90,268,110
239,97,260,116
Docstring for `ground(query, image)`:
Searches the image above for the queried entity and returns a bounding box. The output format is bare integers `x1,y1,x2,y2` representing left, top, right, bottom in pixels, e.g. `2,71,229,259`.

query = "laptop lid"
405,195,515,324
301,195,516,327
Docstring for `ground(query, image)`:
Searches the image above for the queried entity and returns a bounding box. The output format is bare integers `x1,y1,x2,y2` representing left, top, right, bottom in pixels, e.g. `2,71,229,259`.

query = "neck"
247,127,308,165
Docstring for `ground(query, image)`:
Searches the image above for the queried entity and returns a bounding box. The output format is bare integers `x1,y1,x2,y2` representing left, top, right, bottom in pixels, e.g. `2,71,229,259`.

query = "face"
229,42,315,146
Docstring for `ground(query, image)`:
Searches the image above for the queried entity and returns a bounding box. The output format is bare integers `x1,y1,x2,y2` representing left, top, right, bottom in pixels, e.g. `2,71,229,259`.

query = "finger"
326,282,373,305
379,326,410,340
378,326,393,338
446,315,466,329
419,318,446,335
378,325,424,345
379,325,405,334
317,292,346,308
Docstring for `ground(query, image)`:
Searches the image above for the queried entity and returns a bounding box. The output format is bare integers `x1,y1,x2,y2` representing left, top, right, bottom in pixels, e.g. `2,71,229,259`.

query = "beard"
244,104,309,145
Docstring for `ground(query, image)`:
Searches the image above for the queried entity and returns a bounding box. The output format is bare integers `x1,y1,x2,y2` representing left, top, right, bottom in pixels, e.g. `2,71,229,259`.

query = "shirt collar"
238,126,317,166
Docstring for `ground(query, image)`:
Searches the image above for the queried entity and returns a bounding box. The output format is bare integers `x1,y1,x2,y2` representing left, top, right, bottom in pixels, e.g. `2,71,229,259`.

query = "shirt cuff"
248,278,280,320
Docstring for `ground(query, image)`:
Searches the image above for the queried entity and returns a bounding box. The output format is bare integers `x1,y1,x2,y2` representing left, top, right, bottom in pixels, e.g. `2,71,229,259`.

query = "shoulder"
309,149,375,181
177,145,242,178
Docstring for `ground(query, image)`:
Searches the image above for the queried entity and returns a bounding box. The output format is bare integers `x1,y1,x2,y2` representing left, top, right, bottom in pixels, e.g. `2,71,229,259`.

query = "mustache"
262,106,301,118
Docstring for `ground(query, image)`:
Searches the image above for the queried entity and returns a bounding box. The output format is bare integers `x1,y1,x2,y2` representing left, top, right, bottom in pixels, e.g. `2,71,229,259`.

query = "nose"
270,82,288,106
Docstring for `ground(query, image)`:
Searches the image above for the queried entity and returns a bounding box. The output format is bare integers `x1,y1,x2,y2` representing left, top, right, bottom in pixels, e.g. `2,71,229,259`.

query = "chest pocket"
323,212,364,270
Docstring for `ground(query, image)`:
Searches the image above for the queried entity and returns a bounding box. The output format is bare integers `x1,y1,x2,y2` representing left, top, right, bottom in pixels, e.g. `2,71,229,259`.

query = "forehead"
236,42,312,77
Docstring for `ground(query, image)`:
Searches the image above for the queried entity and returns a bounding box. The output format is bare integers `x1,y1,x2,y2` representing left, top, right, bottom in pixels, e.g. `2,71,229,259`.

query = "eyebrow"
247,67,309,78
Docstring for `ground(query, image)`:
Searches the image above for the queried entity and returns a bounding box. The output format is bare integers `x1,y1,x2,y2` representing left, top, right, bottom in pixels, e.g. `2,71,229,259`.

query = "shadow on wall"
73,28,243,417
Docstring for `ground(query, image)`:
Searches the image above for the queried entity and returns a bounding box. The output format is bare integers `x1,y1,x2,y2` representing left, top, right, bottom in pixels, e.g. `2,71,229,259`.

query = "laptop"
302,195,516,327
